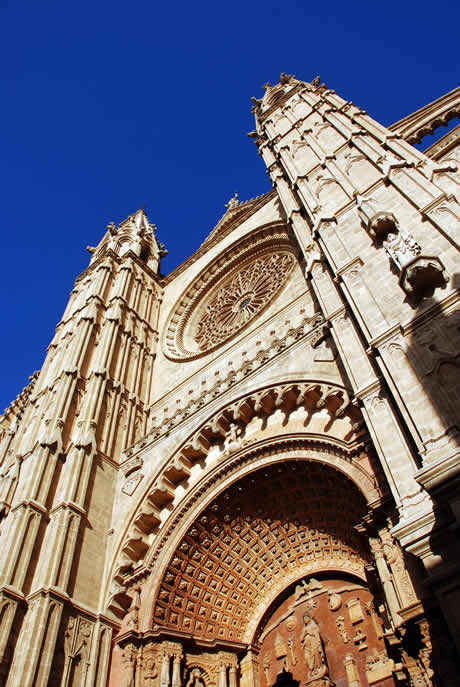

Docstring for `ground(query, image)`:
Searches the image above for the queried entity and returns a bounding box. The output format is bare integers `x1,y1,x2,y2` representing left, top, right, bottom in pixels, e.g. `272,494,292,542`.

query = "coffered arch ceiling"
150,460,371,646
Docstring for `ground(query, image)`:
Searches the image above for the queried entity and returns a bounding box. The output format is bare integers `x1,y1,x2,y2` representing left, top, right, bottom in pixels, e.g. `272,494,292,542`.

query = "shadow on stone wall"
401,272,460,684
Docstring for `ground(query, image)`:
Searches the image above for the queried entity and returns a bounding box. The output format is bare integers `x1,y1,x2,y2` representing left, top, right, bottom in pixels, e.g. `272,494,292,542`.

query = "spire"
87,207,167,274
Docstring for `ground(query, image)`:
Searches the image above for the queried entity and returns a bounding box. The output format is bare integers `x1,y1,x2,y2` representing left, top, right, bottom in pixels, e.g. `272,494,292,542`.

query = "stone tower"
0,76,459,686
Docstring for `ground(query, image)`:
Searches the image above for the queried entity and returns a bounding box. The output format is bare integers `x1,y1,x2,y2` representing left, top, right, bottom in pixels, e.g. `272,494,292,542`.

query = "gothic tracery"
194,253,295,350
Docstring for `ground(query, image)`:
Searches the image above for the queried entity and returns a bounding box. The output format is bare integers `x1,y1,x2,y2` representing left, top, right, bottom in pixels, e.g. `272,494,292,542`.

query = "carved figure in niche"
300,613,330,682
125,587,141,630
121,644,137,687
186,668,205,687
144,657,158,686
223,423,242,455
383,230,421,269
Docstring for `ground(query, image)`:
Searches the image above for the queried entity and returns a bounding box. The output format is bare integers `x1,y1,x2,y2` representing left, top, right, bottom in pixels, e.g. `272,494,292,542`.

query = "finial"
225,192,239,210
280,73,295,85
107,221,117,235
263,82,271,90
312,75,321,87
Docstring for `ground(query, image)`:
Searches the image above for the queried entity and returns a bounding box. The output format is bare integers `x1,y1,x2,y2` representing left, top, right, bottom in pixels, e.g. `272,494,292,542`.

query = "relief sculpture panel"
258,576,395,687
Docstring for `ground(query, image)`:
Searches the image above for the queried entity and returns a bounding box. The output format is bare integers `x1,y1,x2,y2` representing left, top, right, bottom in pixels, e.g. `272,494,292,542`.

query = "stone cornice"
423,123,460,160
388,86,460,144
128,311,327,456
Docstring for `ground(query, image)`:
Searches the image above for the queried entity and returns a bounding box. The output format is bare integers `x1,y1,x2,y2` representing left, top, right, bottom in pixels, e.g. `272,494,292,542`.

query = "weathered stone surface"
1,76,459,686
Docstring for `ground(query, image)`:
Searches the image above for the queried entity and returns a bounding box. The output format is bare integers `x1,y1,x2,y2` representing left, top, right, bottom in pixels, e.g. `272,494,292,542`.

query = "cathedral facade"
1,76,460,686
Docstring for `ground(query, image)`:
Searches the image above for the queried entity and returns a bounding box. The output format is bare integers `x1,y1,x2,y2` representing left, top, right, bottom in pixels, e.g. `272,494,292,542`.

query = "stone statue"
383,230,421,269
225,192,239,210
125,587,141,630
186,668,205,687
300,614,330,682
223,423,242,455
121,644,137,687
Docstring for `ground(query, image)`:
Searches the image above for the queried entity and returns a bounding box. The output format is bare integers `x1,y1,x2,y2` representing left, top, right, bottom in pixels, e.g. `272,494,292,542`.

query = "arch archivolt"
105,379,384,622
144,457,372,645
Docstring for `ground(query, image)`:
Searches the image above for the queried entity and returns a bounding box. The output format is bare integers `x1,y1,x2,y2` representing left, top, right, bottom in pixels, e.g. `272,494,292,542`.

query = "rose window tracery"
162,226,298,360
194,253,295,350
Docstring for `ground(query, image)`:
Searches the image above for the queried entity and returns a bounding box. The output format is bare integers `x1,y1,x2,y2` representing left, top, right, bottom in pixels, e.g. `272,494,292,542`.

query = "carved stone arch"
103,378,379,621
137,441,380,632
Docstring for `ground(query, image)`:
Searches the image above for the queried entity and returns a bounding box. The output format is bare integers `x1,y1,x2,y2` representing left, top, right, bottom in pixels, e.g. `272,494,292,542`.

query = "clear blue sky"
1,0,459,410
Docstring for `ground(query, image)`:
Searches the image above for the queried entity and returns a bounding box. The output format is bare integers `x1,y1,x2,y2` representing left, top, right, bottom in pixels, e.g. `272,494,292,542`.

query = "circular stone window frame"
163,224,298,361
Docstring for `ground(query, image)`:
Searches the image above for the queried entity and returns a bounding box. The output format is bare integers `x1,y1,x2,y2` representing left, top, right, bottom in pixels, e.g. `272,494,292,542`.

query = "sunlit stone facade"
1,77,460,686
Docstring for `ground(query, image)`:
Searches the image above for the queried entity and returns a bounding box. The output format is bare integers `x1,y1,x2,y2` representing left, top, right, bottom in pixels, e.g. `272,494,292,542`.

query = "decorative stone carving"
287,636,298,667
399,255,448,299
383,230,421,269
365,652,393,684
152,462,371,643
327,593,342,611
353,629,367,651
336,616,350,644
195,253,295,351
122,472,144,496
144,656,159,686
63,616,93,686
365,601,383,639
122,455,144,478
346,598,364,624
121,643,137,687
262,654,271,686
225,193,239,210
186,668,206,687
124,587,141,630
163,226,297,360
300,613,332,684
223,423,243,456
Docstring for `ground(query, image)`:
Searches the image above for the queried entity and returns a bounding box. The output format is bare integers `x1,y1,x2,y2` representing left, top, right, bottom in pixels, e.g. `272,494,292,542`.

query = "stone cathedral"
1,75,460,687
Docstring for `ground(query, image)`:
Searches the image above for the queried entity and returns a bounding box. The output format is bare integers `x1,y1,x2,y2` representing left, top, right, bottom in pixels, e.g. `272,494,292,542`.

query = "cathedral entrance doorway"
114,456,396,686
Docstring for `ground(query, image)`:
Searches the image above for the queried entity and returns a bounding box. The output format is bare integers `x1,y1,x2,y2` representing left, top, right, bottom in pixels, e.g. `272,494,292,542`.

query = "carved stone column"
6,594,64,687
343,654,361,687
229,666,238,687
172,655,181,687
218,664,228,687
240,650,260,687
160,651,171,687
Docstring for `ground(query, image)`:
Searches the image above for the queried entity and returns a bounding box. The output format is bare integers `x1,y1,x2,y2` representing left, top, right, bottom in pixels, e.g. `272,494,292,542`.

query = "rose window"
194,253,295,350
162,226,297,360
